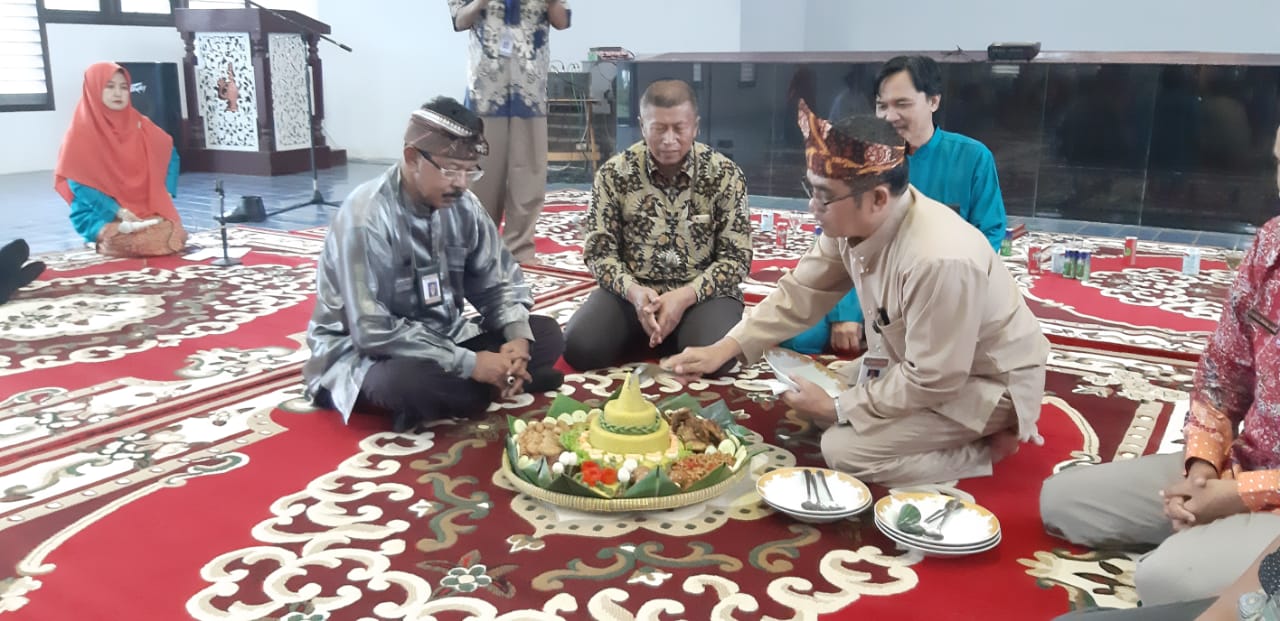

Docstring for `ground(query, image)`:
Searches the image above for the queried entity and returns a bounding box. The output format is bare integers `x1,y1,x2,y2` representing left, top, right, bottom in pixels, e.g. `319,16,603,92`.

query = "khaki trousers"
820,361,1018,486
1041,452,1280,606
472,116,548,263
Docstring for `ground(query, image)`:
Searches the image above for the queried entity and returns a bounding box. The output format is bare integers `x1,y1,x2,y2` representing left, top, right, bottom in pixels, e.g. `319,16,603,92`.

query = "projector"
589,46,634,61
987,42,1041,62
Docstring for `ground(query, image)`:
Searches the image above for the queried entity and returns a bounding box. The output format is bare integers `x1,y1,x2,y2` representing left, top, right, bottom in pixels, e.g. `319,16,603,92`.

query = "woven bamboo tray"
501,451,750,513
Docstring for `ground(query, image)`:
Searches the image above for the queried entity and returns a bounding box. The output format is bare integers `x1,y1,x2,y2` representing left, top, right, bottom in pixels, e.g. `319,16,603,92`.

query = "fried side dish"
669,452,735,488
668,407,727,452
518,420,570,459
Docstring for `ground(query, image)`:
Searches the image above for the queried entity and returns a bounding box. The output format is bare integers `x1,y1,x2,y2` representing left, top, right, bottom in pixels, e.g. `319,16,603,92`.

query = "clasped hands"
1160,459,1248,531
472,339,532,399
627,284,697,348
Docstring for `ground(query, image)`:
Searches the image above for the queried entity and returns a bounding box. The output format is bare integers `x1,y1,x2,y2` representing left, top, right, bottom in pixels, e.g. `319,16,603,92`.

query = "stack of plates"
756,467,871,523
873,492,1001,556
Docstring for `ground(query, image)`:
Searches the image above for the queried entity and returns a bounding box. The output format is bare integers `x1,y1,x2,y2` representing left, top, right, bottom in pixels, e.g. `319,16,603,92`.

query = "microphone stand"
211,180,241,267
243,0,353,219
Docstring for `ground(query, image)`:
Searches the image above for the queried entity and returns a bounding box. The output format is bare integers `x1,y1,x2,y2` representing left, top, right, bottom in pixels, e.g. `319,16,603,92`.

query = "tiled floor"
3,163,1257,255
10,161,391,255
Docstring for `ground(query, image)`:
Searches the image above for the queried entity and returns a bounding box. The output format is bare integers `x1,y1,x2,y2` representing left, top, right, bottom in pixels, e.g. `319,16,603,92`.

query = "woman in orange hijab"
54,62,186,257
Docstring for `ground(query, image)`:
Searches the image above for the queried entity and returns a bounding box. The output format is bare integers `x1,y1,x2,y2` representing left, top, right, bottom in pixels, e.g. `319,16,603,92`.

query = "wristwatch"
833,394,847,425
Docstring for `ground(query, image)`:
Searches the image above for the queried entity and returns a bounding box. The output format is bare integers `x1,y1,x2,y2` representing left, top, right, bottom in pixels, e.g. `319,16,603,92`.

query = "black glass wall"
616,58,1280,234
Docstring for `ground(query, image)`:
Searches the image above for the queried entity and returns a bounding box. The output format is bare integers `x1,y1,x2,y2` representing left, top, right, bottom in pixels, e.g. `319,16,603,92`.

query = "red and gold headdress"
797,99,904,181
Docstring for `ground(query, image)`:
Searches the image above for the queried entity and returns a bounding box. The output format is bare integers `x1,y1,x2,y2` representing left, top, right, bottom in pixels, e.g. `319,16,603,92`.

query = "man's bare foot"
988,429,1020,464
519,256,542,267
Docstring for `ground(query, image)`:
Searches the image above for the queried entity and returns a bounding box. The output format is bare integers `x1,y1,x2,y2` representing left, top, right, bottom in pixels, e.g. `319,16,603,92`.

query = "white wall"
740,0,804,52
315,0,466,163
317,0,742,161
550,0,741,66
800,0,1280,53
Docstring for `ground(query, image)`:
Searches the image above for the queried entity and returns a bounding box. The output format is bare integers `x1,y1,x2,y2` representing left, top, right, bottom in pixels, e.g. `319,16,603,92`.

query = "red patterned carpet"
0,227,592,467
0,208,1202,619
530,194,1231,360
1008,232,1230,361
0,340,1192,620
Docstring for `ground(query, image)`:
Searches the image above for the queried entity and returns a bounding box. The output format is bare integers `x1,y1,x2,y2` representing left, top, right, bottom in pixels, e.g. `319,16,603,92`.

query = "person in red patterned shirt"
1041,127,1280,611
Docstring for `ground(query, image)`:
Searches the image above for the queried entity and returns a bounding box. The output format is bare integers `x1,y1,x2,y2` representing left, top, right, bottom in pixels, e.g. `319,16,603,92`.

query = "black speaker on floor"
222,195,267,224
117,62,182,142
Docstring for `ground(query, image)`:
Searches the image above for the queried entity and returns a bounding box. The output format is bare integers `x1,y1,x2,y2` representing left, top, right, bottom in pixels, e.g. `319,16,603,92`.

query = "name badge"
855,355,888,386
692,214,711,225
498,27,515,57
417,260,444,308
420,273,443,307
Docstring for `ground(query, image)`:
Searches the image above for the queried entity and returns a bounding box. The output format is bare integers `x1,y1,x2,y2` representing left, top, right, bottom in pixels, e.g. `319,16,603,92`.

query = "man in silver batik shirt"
303,96,564,431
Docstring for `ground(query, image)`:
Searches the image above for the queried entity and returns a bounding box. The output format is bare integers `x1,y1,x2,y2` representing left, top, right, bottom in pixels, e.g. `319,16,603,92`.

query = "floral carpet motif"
0,342,1195,620
1008,232,1232,359
530,201,1231,359
0,207,1209,619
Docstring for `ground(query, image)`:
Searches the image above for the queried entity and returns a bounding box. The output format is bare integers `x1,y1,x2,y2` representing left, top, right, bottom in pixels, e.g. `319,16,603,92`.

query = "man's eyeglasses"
417,148,484,183
800,178,854,207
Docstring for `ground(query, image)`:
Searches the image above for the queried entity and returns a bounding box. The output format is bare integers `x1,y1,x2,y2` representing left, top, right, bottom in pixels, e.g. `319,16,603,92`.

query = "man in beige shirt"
665,103,1049,486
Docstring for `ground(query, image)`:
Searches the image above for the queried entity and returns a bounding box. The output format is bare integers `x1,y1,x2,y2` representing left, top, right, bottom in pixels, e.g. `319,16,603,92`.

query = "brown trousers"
471,116,548,263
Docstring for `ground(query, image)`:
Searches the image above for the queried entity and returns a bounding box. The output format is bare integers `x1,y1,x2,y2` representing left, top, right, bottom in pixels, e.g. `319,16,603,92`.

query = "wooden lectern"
173,8,346,175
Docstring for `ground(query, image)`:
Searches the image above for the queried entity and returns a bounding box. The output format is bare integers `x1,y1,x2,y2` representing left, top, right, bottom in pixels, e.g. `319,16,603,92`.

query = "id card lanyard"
851,256,889,386
499,27,516,57
498,0,519,57
406,208,446,310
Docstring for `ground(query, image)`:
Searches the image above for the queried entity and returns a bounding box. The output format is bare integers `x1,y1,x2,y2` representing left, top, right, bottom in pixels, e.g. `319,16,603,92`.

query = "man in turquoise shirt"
783,55,1007,355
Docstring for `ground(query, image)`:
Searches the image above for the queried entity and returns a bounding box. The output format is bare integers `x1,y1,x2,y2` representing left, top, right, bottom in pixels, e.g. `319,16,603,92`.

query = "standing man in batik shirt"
563,79,752,375
1041,128,1280,610
304,97,565,432
665,105,1047,487
449,0,571,265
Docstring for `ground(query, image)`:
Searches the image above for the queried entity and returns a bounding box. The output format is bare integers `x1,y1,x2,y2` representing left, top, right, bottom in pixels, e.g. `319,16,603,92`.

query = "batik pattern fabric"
1184,216,1280,511
583,141,752,303
448,0,568,118
797,98,905,182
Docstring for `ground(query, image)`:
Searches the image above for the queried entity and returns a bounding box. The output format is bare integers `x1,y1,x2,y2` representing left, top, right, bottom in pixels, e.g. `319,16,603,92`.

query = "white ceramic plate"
761,494,872,523
878,522,1002,556
873,492,1001,547
765,501,861,523
763,348,846,397
873,516,1000,549
756,467,871,517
